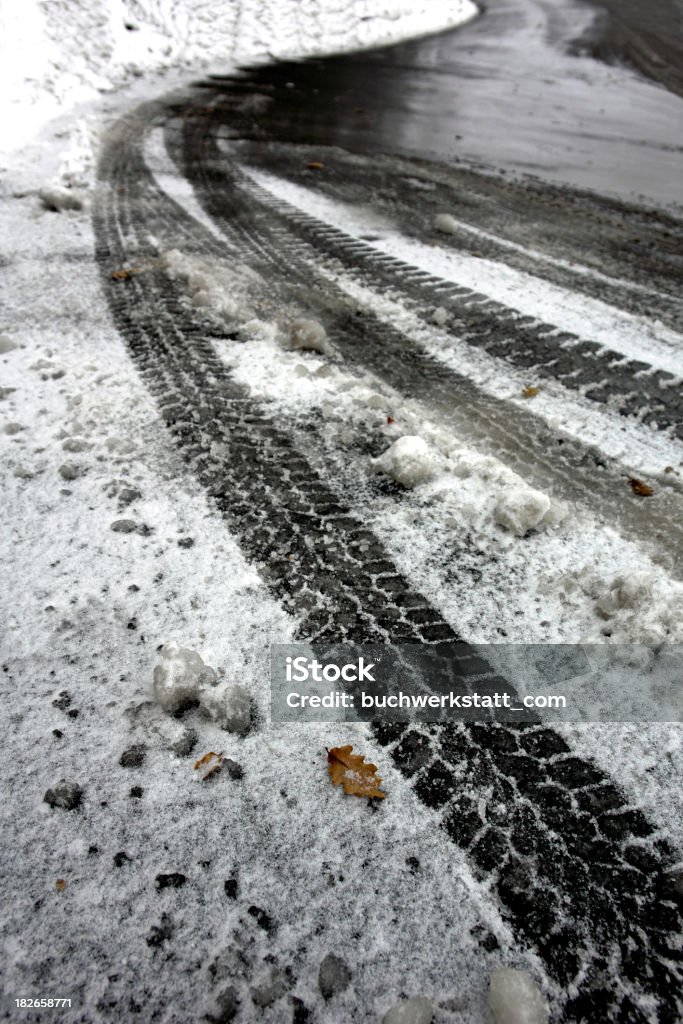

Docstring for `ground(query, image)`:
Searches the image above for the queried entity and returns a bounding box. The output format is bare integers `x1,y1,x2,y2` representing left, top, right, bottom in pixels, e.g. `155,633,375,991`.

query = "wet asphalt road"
217,0,683,209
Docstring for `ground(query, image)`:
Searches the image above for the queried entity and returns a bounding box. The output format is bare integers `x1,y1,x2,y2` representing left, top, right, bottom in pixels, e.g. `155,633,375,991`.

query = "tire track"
93,96,683,1023
161,111,683,577
203,133,683,439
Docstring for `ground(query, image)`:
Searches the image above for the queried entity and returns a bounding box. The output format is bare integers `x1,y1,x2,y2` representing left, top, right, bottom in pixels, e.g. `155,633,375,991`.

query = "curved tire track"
93,95,683,1024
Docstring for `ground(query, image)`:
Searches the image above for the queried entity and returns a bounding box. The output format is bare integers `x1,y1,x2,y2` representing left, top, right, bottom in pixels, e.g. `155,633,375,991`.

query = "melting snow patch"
488,968,549,1024
375,435,438,488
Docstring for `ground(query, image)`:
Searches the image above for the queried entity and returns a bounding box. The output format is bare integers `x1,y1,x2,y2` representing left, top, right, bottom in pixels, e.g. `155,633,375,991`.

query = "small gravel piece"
119,744,146,768
43,780,83,810
110,519,138,533
59,462,85,481
155,872,186,890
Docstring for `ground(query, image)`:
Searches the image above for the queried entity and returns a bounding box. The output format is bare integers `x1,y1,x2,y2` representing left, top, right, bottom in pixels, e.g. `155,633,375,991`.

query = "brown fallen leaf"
387,415,395,425
629,477,654,497
327,745,385,799
522,386,541,399
194,751,224,781
111,267,142,281
307,161,325,170
56,879,67,892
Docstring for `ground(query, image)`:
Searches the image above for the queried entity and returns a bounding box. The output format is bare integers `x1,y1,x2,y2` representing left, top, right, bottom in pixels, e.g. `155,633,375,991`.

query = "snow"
236,171,683,479
0,0,477,163
434,213,459,235
374,436,439,488
152,641,218,712
493,486,552,538
488,968,549,1024
160,248,261,319
2,0,682,1017
38,184,86,212
289,317,333,355
383,995,433,1024
199,680,252,733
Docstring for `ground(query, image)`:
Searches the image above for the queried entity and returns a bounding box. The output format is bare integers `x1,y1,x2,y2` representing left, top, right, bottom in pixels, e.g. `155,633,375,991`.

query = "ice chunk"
199,680,251,734
494,486,551,536
39,186,85,211
488,968,549,1024
375,436,437,488
289,318,332,355
153,641,217,713
0,335,18,353
383,995,433,1024
434,213,458,235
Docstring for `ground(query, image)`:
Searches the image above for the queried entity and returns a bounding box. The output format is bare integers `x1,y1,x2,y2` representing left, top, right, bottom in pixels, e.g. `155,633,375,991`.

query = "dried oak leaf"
307,161,325,170
629,477,654,497
522,386,541,399
111,267,142,281
194,751,224,781
55,879,67,892
327,745,385,799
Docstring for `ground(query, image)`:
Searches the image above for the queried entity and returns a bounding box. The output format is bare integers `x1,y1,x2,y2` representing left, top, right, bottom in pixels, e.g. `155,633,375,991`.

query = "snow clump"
434,213,458,235
571,570,683,644
494,485,552,536
199,680,252,734
0,335,18,353
153,641,217,713
38,185,85,211
289,318,333,355
153,643,252,732
488,968,549,1024
375,435,438,488
161,250,260,319
383,995,433,1024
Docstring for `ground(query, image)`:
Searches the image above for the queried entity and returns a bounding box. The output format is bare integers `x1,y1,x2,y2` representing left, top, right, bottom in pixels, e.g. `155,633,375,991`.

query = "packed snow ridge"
375,435,557,537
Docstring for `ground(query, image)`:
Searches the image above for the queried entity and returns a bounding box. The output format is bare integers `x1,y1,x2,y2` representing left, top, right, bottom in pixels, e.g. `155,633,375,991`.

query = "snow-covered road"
1,1,683,1022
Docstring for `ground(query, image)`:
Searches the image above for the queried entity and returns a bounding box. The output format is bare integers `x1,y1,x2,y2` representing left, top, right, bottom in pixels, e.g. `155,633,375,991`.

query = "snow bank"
488,968,549,1024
